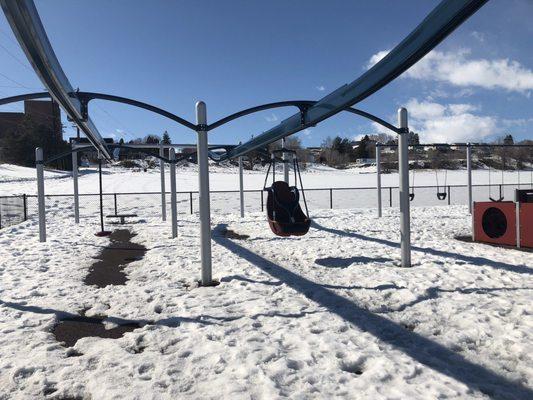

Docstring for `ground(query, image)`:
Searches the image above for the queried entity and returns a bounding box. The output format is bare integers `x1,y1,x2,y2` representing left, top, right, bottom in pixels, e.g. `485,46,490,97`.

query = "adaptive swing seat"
263,149,311,237
266,181,311,237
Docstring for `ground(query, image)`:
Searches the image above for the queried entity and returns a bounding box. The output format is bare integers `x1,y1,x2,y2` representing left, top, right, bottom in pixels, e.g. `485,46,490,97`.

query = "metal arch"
207,100,400,133
0,92,400,136
342,107,400,134
1,0,111,159
207,101,314,131
76,92,196,131
0,92,50,106
225,0,488,160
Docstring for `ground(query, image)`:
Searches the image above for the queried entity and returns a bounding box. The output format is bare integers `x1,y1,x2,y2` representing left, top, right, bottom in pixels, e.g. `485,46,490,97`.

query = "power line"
0,41,34,72
0,71,37,90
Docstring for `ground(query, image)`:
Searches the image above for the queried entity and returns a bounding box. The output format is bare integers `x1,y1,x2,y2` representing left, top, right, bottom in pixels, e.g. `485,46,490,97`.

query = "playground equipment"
472,189,533,249
409,169,416,201
376,143,533,217
263,149,310,237
435,170,448,201
1,0,491,278
488,161,505,202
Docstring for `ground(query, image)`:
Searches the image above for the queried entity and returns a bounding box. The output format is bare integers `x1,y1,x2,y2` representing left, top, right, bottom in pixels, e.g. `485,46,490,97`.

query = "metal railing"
9,181,527,227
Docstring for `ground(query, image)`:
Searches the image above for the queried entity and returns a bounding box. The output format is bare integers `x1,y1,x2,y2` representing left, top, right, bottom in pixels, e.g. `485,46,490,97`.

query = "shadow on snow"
213,223,532,400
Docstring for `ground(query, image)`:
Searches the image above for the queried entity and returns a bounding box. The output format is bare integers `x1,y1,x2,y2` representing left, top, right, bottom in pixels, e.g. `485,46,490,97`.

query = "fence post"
466,143,472,214
196,101,213,286
329,189,333,209
160,145,167,221
169,148,178,238
72,149,79,223
239,156,244,218
389,187,392,207
376,143,382,217
261,190,264,212
36,147,46,242
114,193,118,215
398,108,411,267
447,186,451,205
189,192,193,214
23,193,27,221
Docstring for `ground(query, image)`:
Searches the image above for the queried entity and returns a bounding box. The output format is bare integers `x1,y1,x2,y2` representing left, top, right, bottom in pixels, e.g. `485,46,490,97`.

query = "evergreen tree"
503,134,514,145
162,131,171,145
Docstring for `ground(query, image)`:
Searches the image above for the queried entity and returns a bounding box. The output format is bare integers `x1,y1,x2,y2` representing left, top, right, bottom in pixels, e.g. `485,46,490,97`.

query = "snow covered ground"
0,162,532,399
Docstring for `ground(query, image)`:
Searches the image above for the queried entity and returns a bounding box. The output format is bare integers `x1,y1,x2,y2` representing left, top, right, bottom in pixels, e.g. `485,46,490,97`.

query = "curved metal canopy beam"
225,0,488,160
0,92,399,137
76,92,197,131
208,100,400,134
207,101,313,131
0,91,50,106
1,0,111,159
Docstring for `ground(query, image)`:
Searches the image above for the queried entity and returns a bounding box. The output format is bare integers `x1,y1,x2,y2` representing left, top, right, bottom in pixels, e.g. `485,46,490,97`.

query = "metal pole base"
196,279,220,288
95,230,112,237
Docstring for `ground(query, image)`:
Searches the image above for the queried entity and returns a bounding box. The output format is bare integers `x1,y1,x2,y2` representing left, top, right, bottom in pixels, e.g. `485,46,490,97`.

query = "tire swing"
263,149,311,237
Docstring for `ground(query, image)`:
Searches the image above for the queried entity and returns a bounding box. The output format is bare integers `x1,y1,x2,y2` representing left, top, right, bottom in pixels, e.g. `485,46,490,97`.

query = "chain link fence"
0,195,27,229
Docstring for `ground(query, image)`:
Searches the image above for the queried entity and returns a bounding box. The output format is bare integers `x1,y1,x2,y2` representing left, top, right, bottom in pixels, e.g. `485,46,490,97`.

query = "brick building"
0,99,61,139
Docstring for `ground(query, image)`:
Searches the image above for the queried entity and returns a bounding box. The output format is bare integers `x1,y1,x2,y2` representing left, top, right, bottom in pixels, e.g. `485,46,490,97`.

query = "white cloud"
448,103,479,115
405,98,446,119
366,50,389,69
302,128,312,136
316,85,325,91
406,98,496,142
265,113,278,122
370,99,498,143
367,48,533,93
470,31,485,43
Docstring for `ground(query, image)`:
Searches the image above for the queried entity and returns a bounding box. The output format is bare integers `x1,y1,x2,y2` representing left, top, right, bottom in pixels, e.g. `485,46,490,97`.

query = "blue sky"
0,0,531,145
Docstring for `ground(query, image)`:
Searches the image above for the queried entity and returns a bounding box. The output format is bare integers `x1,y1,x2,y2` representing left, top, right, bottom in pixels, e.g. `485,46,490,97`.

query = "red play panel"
519,203,533,248
473,201,517,247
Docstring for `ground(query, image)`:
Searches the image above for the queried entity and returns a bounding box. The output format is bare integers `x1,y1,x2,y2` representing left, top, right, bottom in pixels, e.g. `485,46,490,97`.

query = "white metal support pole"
398,108,411,267
239,156,244,218
196,101,213,286
169,148,178,238
466,143,473,214
72,149,79,224
376,143,382,218
160,145,167,221
36,147,46,242
282,138,289,183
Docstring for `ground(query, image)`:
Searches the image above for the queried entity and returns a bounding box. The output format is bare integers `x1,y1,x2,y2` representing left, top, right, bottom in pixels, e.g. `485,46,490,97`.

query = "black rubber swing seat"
437,192,447,200
266,181,311,237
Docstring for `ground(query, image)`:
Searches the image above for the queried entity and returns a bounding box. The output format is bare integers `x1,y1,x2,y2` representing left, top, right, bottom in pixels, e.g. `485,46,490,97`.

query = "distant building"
0,100,61,140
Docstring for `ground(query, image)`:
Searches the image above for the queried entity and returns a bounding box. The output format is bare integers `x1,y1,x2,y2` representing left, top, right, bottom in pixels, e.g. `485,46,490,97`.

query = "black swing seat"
437,192,447,200
266,181,311,237
409,193,415,201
